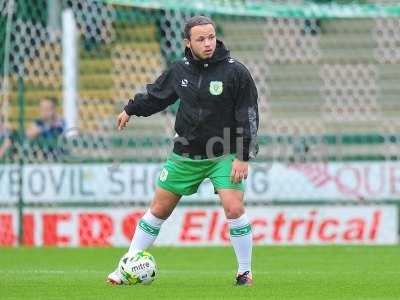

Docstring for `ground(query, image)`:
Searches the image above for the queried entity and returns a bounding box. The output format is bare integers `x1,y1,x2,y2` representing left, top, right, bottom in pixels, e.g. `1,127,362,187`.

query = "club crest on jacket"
209,81,223,95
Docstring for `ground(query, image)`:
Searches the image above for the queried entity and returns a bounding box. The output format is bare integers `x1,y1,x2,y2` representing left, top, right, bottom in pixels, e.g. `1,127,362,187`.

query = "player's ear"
184,38,190,49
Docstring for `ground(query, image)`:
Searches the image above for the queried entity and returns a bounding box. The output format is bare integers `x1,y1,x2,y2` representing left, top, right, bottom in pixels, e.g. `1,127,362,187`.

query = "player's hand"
230,159,248,183
117,110,130,131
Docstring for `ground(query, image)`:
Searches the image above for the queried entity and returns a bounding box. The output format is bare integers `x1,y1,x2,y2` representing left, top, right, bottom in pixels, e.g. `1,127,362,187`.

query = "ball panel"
118,251,157,285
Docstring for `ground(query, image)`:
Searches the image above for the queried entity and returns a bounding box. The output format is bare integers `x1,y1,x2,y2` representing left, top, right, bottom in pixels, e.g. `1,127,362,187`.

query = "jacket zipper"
197,73,203,89
197,71,203,122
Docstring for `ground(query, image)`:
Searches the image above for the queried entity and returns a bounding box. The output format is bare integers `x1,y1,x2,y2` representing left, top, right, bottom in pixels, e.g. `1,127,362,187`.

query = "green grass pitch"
1,246,400,299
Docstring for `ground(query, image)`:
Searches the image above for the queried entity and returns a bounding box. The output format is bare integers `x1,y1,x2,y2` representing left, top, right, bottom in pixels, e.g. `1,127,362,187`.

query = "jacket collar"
184,39,230,67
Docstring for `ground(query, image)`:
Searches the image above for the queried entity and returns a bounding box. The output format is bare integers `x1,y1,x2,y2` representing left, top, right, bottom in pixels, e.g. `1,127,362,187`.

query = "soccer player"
107,15,259,286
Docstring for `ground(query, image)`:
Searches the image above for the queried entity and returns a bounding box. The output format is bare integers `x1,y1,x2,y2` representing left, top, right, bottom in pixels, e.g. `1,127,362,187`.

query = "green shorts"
157,153,245,196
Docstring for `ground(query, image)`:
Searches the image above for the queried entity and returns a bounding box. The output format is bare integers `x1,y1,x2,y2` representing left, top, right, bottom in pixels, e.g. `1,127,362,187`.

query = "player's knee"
149,204,169,220
225,205,244,219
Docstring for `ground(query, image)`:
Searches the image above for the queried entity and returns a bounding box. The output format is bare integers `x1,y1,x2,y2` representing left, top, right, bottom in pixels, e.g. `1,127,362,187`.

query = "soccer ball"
118,251,157,285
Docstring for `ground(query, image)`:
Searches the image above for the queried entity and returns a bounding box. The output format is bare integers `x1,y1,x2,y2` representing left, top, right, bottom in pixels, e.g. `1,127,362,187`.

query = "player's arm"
230,66,259,183
117,68,178,130
234,66,259,161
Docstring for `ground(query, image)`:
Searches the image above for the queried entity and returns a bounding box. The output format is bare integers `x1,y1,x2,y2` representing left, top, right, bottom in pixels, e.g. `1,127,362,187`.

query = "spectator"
26,97,65,160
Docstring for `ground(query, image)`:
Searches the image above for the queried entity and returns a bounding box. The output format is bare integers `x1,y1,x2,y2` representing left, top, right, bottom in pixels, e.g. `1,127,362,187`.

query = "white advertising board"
1,162,400,203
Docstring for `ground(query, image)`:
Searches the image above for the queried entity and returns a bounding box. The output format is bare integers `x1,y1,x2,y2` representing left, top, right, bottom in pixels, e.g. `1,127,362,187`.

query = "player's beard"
190,47,214,60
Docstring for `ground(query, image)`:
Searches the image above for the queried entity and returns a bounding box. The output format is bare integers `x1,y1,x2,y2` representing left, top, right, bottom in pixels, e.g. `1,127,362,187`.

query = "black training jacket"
124,40,259,161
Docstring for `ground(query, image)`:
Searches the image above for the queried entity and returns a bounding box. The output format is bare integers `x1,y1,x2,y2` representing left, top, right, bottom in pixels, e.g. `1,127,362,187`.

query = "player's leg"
208,154,252,285
128,187,181,254
218,189,253,286
108,153,205,285
107,187,180,285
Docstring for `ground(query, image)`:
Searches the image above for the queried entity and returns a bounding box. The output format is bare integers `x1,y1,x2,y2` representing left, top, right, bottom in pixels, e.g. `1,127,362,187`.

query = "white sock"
128,210,165,254
228,214,252,274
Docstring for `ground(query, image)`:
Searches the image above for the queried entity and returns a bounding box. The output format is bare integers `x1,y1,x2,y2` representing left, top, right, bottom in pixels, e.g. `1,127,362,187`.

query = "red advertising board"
0,206,397,246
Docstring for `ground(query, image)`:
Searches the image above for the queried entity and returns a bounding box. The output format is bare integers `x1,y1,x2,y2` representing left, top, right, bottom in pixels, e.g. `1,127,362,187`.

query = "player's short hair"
184,15,215,40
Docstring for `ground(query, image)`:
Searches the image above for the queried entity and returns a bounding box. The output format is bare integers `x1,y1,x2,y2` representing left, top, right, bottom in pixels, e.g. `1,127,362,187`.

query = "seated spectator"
26,97,65,160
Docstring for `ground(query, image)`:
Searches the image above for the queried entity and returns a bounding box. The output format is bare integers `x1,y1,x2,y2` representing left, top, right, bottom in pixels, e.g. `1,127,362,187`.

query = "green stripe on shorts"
230,224,252,237
138,220,160,236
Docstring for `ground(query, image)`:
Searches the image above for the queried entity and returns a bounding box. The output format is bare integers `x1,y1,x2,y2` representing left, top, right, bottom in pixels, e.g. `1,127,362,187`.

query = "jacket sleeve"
124,67,178,117
234,65,259,161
